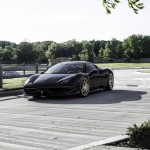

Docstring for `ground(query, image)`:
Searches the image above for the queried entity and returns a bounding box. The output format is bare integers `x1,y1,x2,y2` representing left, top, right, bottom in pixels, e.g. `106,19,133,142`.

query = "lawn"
0,77,28,91
96,63,150,69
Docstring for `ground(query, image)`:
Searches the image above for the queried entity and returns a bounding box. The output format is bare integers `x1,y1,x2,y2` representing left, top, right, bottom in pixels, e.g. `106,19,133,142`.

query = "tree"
0,47,3,61
0,41,11,49
98,38,124,59
122,34,144,58
16,42,36,63
78,49,89,61
46,42,59,59
33,42,49,63
98,48,104,59
103,43,111,58
79,42,95,62
141,36,150,58
90,40,108,57
2,46,15,63
103,0,144,14
108,38,124,58
63,40,83,60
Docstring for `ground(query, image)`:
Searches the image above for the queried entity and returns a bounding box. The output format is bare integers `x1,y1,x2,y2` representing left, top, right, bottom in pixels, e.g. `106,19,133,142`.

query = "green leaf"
112,3,116,8
103,0,107,6
114,0,120,3
137,3,144,6
106,7,111,14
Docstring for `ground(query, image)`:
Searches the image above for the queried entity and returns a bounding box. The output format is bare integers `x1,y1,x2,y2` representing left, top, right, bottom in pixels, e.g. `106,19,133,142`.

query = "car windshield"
45,63,84,74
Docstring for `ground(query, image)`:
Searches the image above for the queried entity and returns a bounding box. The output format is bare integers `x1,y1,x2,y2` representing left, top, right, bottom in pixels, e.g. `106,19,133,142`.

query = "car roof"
60,61,92,65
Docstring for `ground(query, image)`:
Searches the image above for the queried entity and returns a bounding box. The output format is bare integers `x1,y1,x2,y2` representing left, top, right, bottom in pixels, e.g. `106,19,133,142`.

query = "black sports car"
24,61,114,98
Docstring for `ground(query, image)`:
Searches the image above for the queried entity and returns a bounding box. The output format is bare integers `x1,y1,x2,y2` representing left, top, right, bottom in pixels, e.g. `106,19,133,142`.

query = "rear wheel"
105,73,114,90
79,77,90,97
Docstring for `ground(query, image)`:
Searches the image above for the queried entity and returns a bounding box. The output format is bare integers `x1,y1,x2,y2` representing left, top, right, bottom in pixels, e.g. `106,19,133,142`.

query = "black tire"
79,77,90,97
33,95,41,99
105,73,114,90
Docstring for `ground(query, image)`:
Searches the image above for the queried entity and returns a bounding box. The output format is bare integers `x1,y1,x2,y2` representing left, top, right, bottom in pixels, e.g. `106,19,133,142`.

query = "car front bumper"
24,85,79,96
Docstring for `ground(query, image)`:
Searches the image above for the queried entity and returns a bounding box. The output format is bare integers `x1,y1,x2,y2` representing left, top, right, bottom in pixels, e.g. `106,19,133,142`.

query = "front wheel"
105,73,114,90
79,77,90,97
33,95,41,99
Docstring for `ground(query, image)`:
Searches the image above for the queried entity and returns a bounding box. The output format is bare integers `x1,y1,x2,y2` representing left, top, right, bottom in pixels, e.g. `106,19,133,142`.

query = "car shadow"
28,89,147,104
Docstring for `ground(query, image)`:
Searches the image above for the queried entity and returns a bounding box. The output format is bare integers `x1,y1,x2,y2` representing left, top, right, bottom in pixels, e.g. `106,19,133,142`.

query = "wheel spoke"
80,77,89,96
109,74,114,89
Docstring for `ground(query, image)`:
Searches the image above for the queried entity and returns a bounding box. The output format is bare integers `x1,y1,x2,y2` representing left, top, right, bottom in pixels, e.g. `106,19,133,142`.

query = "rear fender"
102,69,113,77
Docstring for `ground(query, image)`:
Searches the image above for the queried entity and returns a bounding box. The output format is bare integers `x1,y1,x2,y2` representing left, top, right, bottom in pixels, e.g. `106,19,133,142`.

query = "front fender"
24,74,41,86
75,73,89,83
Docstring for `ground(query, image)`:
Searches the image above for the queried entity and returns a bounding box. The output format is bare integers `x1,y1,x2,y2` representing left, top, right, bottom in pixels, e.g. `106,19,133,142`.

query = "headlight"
24,78,32,85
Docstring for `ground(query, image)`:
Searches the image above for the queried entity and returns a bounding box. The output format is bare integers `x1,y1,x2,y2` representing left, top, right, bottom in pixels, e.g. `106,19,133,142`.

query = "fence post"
35,63,38,74
0,63,3,88
23,63,25,76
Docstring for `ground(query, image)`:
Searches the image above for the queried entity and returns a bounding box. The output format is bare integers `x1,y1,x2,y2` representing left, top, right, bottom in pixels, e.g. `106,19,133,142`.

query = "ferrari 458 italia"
24,61,114,98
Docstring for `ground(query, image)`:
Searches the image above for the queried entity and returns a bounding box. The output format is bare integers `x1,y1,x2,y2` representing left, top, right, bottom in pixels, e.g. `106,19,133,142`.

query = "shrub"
127,120,150,149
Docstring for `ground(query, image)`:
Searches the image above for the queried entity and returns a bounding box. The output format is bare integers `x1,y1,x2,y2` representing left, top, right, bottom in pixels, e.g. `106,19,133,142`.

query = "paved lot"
0,69,150,150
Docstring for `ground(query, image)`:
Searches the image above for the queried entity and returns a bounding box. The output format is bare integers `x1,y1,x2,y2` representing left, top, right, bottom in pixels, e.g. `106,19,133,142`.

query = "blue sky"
0,0,150,43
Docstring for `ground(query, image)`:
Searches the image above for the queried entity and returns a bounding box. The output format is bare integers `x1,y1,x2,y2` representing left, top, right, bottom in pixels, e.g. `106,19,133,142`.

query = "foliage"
98,48,104,59
122,35,150,58
103,0,144,14
2,46,15,63
46,40,82,60
33,42,49,63
127,121,150,149
46,42,61,59
0,47,3,61
0,41,16,49
0,34,150,64
141,36,150,58
78,41,95,62
16,42,36,63
78,49,89,61
90,40,108,57
99,38,124,59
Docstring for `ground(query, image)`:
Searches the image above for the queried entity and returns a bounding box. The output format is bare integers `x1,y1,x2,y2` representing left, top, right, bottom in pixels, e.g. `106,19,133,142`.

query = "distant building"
48,57,72,66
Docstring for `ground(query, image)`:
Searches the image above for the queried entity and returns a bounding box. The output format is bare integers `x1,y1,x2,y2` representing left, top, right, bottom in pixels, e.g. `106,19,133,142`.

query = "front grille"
39,87,74,94
25,86,76,95
25,88,37,94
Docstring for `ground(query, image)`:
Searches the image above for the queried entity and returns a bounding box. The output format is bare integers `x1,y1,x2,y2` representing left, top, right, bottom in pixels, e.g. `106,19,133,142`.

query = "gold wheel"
80,77,89,97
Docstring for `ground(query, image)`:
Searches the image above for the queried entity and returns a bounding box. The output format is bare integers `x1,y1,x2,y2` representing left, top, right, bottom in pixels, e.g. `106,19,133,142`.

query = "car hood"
33,74,75,84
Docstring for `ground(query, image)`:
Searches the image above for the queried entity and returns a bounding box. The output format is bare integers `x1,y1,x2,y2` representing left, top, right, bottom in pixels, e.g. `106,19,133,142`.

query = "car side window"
86,63,97,73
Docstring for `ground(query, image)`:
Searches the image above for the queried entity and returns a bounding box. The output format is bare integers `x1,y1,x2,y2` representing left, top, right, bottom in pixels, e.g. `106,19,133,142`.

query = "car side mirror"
89,69,98,75
40,71,45,74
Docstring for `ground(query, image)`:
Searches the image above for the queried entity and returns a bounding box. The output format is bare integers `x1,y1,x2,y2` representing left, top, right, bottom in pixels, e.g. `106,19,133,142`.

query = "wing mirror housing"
40,71,45,74
89,69,98,75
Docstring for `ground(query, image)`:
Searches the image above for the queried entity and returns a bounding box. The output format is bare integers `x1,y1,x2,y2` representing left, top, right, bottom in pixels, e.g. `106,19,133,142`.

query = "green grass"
137,70,150,73
96,63,150,68
0,77,28,91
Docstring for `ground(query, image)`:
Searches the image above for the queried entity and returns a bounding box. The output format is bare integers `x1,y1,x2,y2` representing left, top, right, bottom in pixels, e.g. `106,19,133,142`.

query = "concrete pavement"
0,69,150,150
